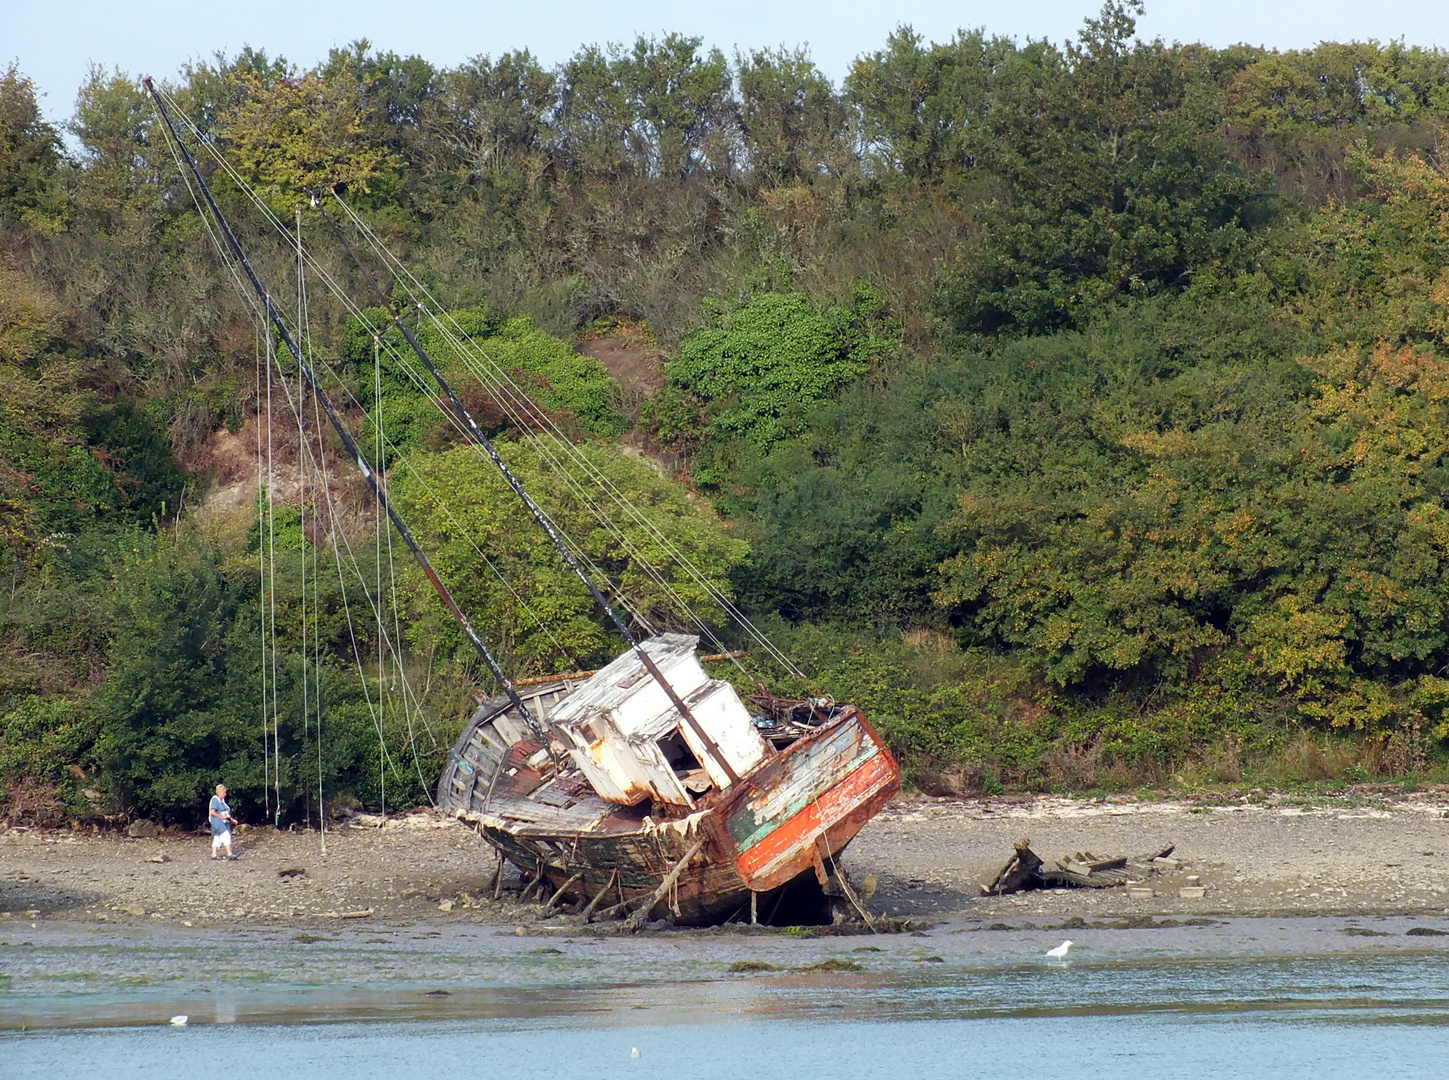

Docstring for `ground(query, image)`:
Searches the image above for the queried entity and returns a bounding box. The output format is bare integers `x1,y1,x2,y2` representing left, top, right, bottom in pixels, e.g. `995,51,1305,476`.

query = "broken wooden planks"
982,841,1176,895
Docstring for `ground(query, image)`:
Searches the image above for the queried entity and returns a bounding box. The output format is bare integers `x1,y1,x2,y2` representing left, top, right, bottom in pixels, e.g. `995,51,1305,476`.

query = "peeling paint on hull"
438,702,899,925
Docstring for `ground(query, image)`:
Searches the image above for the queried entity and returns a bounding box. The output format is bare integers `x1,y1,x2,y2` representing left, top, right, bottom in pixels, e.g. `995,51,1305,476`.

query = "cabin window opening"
657,728,703,777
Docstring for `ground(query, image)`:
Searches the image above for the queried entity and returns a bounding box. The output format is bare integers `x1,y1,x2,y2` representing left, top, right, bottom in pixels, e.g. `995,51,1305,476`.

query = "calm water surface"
3,917,1447,1078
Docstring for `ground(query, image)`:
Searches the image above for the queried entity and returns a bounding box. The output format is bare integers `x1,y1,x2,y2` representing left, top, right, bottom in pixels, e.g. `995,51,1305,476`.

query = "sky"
7,0,1449,124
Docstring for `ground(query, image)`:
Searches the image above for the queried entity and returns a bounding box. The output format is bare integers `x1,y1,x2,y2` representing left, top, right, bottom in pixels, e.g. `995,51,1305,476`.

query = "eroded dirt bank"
3,792,1448,929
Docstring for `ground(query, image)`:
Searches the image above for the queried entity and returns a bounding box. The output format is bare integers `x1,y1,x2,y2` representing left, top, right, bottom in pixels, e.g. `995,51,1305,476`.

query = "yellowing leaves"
0,263,63,367
220,67,400,213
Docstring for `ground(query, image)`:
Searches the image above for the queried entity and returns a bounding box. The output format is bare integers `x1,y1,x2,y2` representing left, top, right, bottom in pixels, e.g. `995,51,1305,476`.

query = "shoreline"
4,791,1449,929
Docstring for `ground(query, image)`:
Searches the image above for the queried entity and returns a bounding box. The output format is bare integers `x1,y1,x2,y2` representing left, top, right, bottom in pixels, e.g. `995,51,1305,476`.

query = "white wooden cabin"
548,633,769,807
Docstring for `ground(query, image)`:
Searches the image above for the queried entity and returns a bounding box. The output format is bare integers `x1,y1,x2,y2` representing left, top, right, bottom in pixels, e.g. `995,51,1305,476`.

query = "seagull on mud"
169,1015,188,1026
1045,940,1074,959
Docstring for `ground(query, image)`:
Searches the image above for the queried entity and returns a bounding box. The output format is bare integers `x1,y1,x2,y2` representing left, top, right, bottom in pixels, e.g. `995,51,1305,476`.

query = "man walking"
209,784,237,860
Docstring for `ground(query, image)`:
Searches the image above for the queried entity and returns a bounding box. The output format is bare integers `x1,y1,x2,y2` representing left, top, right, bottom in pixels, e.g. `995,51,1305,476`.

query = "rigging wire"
265,322,436,805
154,91,725,654
334,195,807,682
153,84,809,698
375,334,386,823
298,206,326,851
255,319,269,823
152,93,441,818
148,93,652,657
267,333,282,824
294,210,312,833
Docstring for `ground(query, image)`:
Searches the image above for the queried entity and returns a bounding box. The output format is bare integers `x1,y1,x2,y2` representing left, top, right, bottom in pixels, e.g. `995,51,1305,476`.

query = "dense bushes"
14,5,1449,822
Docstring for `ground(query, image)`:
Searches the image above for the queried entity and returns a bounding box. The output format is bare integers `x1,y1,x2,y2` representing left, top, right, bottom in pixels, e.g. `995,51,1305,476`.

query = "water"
4,917,1448,1078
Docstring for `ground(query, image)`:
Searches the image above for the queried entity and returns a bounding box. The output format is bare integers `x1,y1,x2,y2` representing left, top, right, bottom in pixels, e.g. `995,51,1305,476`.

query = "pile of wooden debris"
983,838,1177,895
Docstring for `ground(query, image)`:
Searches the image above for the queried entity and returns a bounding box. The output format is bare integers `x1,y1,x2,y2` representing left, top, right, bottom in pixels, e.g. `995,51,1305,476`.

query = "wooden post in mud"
579,869,618,923
835,871,877,933
625,838,707,929
492,848,505,901
750,890,758,925
546,873,583,911
525,861,544,901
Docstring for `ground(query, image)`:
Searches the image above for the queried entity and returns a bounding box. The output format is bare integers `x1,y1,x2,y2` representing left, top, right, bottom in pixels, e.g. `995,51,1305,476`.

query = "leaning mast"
143,78,544,739
317,204,738,780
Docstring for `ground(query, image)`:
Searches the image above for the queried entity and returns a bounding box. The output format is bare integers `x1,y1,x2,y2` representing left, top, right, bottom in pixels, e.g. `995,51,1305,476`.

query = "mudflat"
2,791,1448,928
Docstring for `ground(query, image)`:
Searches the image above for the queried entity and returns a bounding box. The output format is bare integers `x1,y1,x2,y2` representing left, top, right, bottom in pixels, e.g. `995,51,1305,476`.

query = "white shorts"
211,830,231,850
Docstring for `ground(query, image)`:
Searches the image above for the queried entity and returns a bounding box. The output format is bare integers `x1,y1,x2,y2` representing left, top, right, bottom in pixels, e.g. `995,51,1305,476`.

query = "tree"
737,48,851,184
615,34,735,177
661,286,894,457
847,26,1020,181
92,535,249,820
437,51,558,177
555,45,635,177
219,62,401,212
0,65,68,233
932,3,1268,336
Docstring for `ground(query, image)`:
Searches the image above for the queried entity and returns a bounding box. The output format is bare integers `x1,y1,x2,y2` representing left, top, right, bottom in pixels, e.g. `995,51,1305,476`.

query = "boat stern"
721,707,899,894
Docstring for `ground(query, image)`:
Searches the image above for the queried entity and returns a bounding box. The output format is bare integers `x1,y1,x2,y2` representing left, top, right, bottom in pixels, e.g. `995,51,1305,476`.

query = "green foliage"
0,696,93,797
738,48,850,184
445,316,625,435
92,534,247,820
17,9,1449,815
660,286,897,472
930,4,1269,335
344,308,624,448
393,438,747,674
0,66,68,233
219,62,403,213
555,35,734,177
82,523,468,825
83,400,190,524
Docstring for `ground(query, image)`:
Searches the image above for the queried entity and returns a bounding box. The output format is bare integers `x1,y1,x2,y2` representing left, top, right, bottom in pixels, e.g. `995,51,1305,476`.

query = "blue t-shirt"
209,795,231,834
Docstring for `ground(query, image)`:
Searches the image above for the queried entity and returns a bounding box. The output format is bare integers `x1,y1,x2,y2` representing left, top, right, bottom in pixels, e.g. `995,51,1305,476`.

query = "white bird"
1045,940,1073,959
169,1015,188,1026
631,1048,641,1058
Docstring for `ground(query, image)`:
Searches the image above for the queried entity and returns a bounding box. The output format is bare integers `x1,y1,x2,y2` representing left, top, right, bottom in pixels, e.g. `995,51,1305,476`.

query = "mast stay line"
317,205,739,782
143,77,545,741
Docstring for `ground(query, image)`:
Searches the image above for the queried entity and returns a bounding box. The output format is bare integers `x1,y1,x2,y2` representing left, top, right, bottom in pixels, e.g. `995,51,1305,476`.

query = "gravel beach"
4,791,1448,929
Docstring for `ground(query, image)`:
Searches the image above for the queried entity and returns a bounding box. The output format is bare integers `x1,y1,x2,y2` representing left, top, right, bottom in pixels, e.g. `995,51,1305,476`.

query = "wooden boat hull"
439,699,899,924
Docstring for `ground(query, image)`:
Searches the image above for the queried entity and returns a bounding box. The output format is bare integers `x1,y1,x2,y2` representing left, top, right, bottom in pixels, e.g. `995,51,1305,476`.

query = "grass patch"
799,958,864,973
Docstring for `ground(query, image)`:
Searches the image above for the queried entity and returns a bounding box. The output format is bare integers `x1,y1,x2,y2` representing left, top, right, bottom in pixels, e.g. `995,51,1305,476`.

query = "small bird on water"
631,1048,641,1058
1045,940,1073,958
169,1015,188,1026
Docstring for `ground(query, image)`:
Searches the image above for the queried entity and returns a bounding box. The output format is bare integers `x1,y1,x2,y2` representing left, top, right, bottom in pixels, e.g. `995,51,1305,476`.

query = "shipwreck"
146,80,901,927
438,636,899,925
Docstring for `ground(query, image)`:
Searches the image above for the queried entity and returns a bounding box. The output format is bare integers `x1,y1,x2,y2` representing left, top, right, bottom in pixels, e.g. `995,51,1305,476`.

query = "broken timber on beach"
983,839,1176,895
438,634,901,926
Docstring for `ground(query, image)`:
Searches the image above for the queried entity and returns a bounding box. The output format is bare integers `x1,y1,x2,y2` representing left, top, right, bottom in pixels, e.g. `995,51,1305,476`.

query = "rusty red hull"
441,703,898,925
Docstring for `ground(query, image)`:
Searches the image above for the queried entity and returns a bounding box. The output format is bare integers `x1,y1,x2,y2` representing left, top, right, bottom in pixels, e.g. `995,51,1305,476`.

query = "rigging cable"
297,206,326,853
143,99,642,661
152,82,808,719
267,332,282,825
334,194,807,682
150,88,433,817
265,325,431,805
255,319,268,822
375,334,386,823
149,91,589,675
